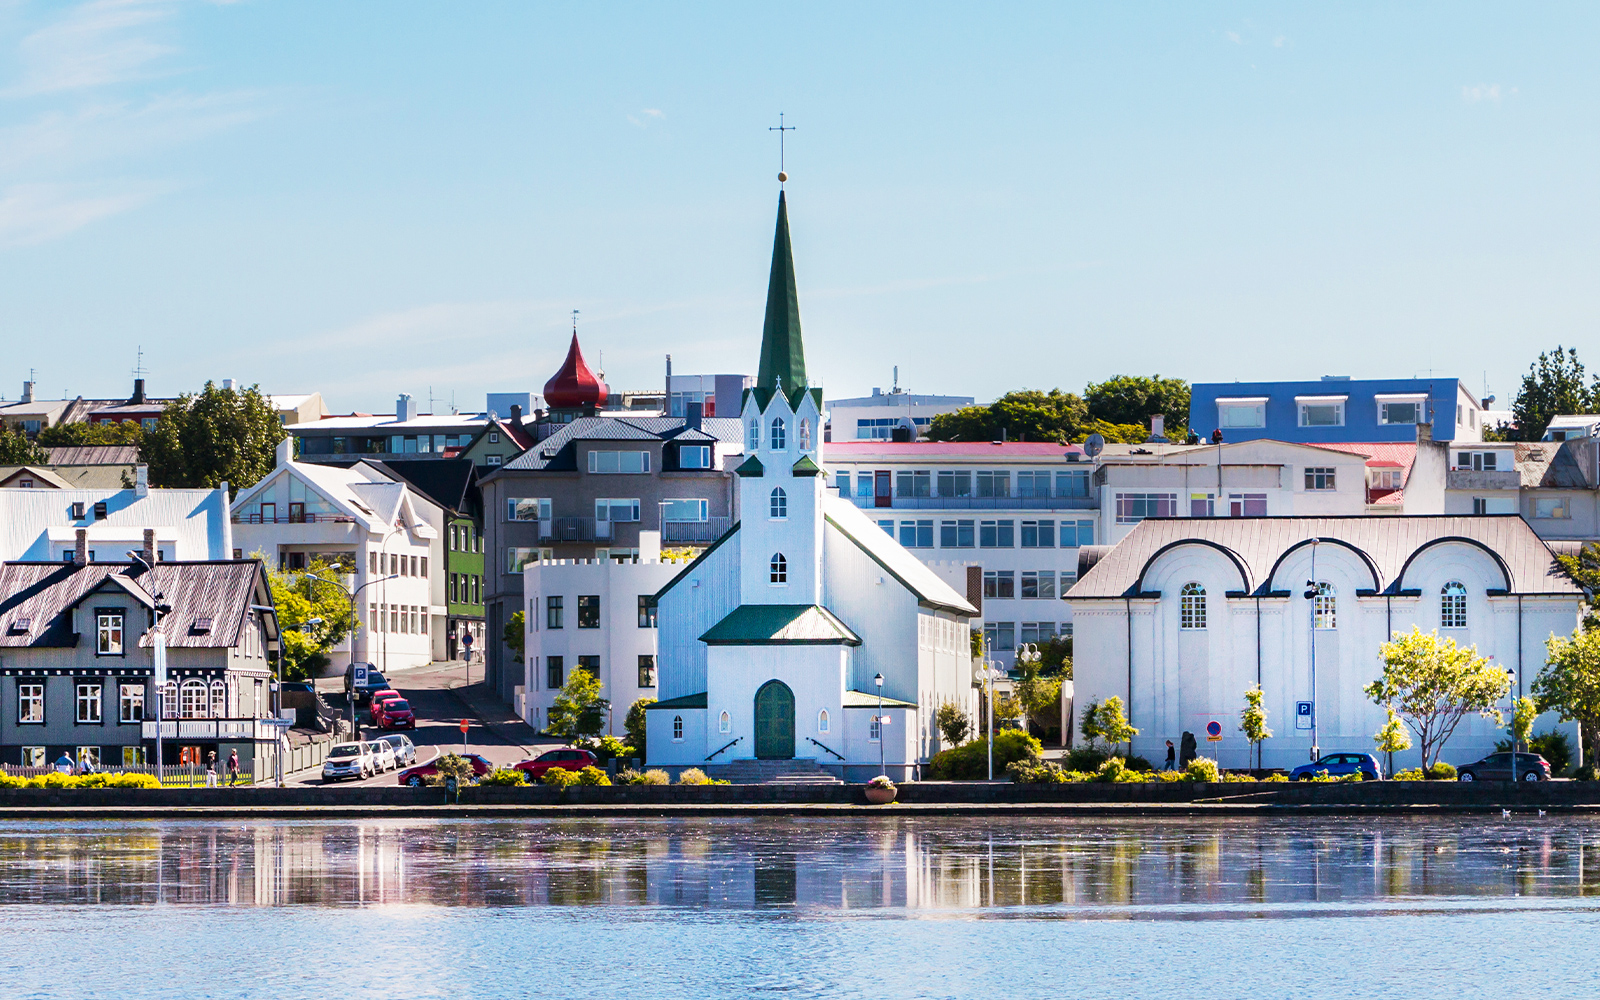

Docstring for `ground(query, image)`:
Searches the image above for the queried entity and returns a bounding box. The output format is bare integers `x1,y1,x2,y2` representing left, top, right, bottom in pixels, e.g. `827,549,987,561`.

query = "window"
1379,399,1424,425
1442,582,1468,629
856,475,873,498
1020,519,1055,548
770,418,786,450
638,595,657,628
1371,470,1403,490
450,574,459,602
546,595,564,629
983,570,1015,600
1055,470,1091,498
211,680,227,718
546,656,564,689
96,612,124,656
898,520,934,548
1229,493,1268,516
577,595,600,629
1536,497,1571,519
18,682,43,723
896,470,932,498
976,471,1010,498
719,711,731,734
1217,400,1266,428
578,655,600,677
122,747,144,766
1116,493,1177,524
770,487,788,519
1180,582,1206,629
869,716,881,742
21,747,45,767
181,680,208,719
595,498,641,523
1454,451,1501,472
1021,571,1056,600
638,656,657,688
119,682,144,723
1190,493,1215,517
507,498,551,522
937,470,972,497
162,681,177,719
673,715,684,741
770,553,788,584
799,419,812,450
1297,399,1345,427
1304,468,1337,491
1016,471,1051,498
1313,583,1336,629
76,746,102,768
588,451,650,474
76,683,102,723
679,445,712,469
818,709,830,733
940,519,975,548
1474,497,1517,514
747,419,760,450
662,498,709,522
1067,519,1094,546
836,471,851,496
979,520,1014,548
507,547,538,573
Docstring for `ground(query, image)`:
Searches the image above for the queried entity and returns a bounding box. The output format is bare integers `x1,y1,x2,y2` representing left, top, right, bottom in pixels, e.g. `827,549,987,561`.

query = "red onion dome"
543,333,609,409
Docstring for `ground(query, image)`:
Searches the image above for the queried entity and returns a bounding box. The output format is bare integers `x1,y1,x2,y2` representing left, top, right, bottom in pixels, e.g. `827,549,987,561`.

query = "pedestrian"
227,749,240,786
205,751,219,788
54,752,73,775
1164,740,1176,771
78,752,95,775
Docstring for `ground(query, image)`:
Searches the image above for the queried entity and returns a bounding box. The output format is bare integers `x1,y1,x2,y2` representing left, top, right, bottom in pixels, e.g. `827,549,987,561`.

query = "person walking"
54,752,74,775
205,751,219,788
1164,740,1176,771
227,750,241,786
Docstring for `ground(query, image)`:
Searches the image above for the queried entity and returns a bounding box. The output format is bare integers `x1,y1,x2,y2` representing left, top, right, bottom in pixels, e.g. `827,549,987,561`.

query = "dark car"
345,664,389,705
1288,752,1383,782
515,748,598,781
1457,752,1551,782
375,698,416,730
397,753,493,787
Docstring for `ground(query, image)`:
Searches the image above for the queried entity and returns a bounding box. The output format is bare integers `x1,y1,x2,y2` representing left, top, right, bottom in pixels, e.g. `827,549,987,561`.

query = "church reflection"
1,817,1598,910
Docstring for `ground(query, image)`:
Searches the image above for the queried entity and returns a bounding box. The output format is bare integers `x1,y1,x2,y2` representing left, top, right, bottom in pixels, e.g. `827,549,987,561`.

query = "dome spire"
544,315,608,411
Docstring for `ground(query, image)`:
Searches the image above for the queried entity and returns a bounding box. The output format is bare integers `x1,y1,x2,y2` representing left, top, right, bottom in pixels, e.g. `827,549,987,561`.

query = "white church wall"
647,708,708,767
822,524,922,702
654,532,743,701
842,705,916,782
705,644,848,763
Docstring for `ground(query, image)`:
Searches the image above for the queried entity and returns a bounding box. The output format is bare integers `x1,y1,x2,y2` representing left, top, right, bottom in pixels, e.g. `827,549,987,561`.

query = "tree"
0,428,48,465
141,382,285,494
1364,627,1511,768
1013,645,1063,738
625,697,654,760
1373,706,1412,777
503,611,525,661
1554,541,1600,629
1091,696,1139,755
926,389,1089,443
1510,346,1599,441
547,668,609,738
1509,695,1537,752
1037,633,1072,680
1085,375,1190,437
1534,628,1600,771
36,420,144,448
266,557,361,681
935,702,971,747
1240,685,1272,770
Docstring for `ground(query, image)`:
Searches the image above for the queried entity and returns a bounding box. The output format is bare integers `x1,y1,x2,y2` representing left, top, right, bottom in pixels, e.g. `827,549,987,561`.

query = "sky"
1,1,1598,414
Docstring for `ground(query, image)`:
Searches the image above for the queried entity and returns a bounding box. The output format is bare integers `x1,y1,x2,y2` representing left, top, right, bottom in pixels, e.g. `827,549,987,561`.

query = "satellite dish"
1083,433,1105,459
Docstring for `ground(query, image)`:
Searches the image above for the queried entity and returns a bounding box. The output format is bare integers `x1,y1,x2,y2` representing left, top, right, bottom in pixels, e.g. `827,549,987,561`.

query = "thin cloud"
1462,84,1503,103
0,182,157,248
6,0,179,97
627,107,666,128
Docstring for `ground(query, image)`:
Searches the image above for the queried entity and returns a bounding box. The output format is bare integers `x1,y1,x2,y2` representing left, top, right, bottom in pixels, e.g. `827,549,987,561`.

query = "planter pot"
865,785,897,805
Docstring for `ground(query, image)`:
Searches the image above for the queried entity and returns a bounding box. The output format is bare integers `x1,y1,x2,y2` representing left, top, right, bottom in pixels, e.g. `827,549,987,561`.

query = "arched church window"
799,418,812,450
1441,581,1468,629
719,711,731,734
672,716,684,742
770,487,788,519
747,419,760,451
1179,582,1206,630
1313,582,1337,630
770,553,788,585
770,417,786,450
818,709,830,733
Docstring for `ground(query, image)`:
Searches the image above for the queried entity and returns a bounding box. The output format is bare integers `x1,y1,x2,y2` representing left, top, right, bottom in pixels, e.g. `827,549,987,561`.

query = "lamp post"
973,647,1004,781
874,672,885,777
1303,539,1321,762
150,593,171,782
305,571,395,739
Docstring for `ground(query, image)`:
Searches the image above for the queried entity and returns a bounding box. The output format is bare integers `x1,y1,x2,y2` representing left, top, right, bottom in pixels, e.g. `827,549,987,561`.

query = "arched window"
1180,582,1206,630
1313,582,1337,630
818,709,830,733
180,680,208,719
770,553,788,584
799,418,812,450
770,417,786,450
672,715,684,742
162,681,178,720
747,419,760,450
719,711,731,734
770,487,788,519
870,716,882,741
210,680,227,719
1442,581,1468,628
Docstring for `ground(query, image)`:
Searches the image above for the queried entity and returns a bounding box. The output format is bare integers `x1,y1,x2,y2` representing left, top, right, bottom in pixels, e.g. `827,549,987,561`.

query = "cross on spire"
769,113,795,180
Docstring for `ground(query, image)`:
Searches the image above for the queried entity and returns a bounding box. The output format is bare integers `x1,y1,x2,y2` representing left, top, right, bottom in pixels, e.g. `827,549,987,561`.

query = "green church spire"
756,190,807,392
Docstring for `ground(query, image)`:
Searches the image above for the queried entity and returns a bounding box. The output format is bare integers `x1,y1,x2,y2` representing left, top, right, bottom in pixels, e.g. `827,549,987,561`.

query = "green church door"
754,680,796,759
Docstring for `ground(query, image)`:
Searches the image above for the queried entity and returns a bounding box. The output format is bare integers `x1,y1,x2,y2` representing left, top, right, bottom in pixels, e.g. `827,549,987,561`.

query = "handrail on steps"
706,737,741,761
806,737,845,761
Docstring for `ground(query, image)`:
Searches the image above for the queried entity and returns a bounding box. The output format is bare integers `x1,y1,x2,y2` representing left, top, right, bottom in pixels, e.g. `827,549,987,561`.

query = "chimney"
74,529,87,567
1416,422,1433,443
275,437,292,467
129,378,146,405
509,404,523,427
222,378,236,391
135,464,148,497
1148,414,1167,443
20,381,33,404
687,401,703,431
397,393,417,422
142,528,156,566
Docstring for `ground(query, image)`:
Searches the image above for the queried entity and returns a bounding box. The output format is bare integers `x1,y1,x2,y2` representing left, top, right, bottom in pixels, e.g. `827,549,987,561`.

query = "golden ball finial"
777,171,788,183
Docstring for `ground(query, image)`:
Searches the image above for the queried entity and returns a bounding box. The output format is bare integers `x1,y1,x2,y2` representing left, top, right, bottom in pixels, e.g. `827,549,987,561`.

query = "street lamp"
304,571,396,739
973,649,1005,781
150,593,171,782
874,672,885,777
1303,538,1321,762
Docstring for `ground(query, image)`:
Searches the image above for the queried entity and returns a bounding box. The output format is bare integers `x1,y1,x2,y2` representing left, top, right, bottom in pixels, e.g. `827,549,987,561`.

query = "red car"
398,753,493,787
368,690,403,724
515,748,598,781
374,697,415,730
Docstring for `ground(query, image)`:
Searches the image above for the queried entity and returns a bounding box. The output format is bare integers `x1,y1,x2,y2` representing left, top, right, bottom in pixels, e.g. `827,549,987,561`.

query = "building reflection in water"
0,817,1597,912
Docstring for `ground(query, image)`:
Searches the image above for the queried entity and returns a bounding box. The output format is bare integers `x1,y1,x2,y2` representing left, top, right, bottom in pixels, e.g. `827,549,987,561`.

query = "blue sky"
1,2,1595,413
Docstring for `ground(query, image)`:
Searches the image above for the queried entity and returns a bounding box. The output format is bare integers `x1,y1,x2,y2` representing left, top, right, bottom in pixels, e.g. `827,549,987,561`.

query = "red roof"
544,333,609,410
1311,442,1417,477
828,442,1085,457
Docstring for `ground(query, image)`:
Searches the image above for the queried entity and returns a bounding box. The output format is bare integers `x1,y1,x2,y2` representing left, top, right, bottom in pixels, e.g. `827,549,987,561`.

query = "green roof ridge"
755,190,807,393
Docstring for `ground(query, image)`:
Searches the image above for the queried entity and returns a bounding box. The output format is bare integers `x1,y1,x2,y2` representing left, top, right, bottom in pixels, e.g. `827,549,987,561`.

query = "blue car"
1288,752,1382,781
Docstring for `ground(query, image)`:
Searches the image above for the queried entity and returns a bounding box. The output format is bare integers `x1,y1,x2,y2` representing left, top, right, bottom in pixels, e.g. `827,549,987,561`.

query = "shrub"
1262,773,1289,783
1063,746,1109,772
542,768,580,788
1219,772,1259,783
1426,761,1457,781
1126,755,1155,772
0,771,162,789
478,768,526,786
1182,757,1219,783
636,769,671,786
578,735,637,764
1496,730,1574,775
427,753,479,788
1147,769,1187,783
927,730,1043,780
1575,763,1600,782
936,702,972,747
625,698,654,761
1007,759,1064,784
576,765,611,786
1091,757,1147,783
677,768,713,785
1393,768,1426,781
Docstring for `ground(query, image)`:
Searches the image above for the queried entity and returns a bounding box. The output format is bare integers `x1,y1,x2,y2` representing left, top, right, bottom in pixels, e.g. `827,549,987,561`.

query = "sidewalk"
431,658,550,755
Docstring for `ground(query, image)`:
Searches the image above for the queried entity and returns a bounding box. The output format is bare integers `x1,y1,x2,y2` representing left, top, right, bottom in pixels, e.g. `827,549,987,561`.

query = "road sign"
462,631,474,648
1296,701,1314,730
1206,720,1223,742
353,663,369,689
459,719,470,734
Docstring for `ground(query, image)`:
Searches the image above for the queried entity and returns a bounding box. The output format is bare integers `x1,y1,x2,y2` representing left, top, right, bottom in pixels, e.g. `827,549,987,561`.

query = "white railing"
141,718,264,740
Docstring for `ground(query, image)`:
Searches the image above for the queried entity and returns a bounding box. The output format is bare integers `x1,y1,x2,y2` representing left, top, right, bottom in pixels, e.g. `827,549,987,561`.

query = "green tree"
267,557,361,680
625,697,654,760
1240,685,1272,769
36,420,144,448
935,702,971,746
1534,628,1600,770
1510,346,1599,441
1037,633,1073,680
1091,696,1139,755
547,668,609,738
503,611,525,661
1509,695,1537,751
926,389,1089,443
1373,706,1412,776
141,382,285,494
1084,374,1190,437
1013,645,1063,738
1554,541,1600,629
0,428,49,465
1364,627,1511,768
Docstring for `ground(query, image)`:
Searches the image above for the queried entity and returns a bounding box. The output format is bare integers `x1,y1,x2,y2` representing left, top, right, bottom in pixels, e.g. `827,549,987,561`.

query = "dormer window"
192,617,213,634
93,501,108,520
7,617,31,635
798,418,812,450
71,502,85,520
770,418,786,450
747,419,760,450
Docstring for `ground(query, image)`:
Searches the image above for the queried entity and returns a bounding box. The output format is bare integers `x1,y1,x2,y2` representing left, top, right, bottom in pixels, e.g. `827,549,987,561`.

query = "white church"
645,188,978,781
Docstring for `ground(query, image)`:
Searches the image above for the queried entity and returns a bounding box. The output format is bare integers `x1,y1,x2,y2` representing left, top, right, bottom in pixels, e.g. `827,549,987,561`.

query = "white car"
322,742,376,783
370,740,397,772
375,733,416,767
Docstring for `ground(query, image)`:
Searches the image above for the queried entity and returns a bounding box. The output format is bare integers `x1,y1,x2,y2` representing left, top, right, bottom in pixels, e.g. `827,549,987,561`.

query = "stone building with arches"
646,189,977,781
1065,515,1585,771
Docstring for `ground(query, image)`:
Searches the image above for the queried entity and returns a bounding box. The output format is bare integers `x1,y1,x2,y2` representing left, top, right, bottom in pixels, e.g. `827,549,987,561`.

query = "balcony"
233,512,356,524
662,517,733,543
141,718,270,740
844,493,1096,512
1446,469,1521,492
537,517,607,543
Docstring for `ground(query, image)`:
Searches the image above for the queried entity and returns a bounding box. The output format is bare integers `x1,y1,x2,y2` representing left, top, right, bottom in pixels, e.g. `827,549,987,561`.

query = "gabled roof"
842,689,917,709
231,459,437,536
498,416,743,473
700,604,862,646
363,459,480,516
42,446,140,466
1516,441,1592,489
0,467,73,489
823,496,978,616
459,415,535,459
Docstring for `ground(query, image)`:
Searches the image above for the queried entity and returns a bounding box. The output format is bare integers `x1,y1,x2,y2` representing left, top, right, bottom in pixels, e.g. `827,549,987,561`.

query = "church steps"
710,758,844,785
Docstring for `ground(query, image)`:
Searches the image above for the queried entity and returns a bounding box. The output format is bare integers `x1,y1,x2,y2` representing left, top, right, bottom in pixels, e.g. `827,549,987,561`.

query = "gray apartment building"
478,410,744,701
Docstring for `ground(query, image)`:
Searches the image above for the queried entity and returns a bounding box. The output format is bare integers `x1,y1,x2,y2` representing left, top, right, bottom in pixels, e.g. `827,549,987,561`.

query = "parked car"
374,698,416,730
369,739,397,772
1457,752,1551,782
397,753,494,787
515,748,598,782
374,733,417,767
369,689,403,724
1288,752,1383,782
345,663,390,705
322,742,376,782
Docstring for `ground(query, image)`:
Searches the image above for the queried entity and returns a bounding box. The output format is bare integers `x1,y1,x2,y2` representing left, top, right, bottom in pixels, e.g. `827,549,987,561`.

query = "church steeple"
756,190,807,392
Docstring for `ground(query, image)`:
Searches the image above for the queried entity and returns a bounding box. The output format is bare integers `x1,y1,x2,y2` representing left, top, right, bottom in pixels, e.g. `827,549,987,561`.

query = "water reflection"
1,816,1599,914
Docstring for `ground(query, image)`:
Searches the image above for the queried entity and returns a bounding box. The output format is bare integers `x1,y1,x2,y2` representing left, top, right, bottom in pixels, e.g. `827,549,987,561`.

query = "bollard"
606,758,617,780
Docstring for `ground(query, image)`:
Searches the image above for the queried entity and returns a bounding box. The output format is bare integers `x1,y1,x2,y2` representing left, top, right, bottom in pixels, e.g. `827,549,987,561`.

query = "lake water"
0,814,1596,999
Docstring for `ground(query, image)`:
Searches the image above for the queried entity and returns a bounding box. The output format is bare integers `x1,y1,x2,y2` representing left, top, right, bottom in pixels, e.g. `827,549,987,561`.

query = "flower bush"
575,765,611,786
867,775,896,791
0,771,162,789
478,768,526,786
1183,757,1220,783
541,767,580,788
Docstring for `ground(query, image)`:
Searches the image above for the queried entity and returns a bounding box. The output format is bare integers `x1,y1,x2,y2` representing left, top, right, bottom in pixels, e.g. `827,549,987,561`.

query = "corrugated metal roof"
841,689,917,708
700,604,863,645
823,496,978,615
1067,515,1581,598
0,487,230,562
42,446,140,466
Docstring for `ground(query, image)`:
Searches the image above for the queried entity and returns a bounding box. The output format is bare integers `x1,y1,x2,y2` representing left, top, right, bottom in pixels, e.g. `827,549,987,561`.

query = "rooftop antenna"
769,113,795,183
893,366,900,393
131,346,148,381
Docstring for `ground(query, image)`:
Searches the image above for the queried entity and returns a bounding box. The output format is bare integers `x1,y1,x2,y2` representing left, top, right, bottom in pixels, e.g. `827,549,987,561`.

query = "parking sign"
1295,701,1313,730
353,663,369,689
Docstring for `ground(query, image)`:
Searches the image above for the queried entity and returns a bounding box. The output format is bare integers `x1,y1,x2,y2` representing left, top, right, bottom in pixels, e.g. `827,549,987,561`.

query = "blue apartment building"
1188,376,1488,445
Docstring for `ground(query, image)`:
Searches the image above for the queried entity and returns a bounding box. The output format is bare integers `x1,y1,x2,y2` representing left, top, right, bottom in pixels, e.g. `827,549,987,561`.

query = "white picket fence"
2,763,257,787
